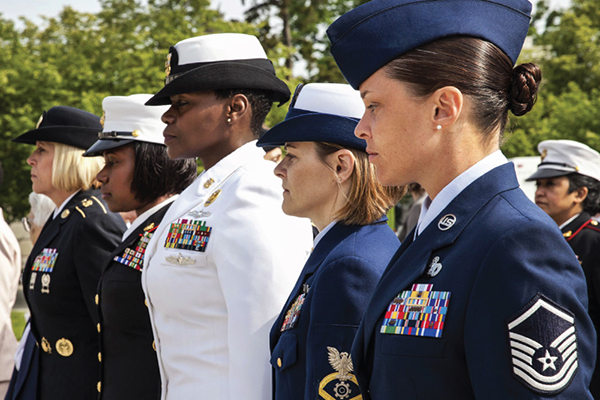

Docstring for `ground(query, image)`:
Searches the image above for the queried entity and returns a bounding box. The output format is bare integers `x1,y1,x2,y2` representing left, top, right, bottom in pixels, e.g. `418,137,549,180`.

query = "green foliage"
11,310,26,341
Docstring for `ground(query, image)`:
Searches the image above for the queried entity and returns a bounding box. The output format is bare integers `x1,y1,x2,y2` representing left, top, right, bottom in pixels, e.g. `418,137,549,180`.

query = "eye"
284,153,295,160
367,103,378,113
175,99,188,108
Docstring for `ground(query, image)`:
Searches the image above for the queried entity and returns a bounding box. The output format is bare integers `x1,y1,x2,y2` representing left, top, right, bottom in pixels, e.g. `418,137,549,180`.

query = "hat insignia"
36,114,44,129
165,53,172,77
541,149,547,162
100,111,105,128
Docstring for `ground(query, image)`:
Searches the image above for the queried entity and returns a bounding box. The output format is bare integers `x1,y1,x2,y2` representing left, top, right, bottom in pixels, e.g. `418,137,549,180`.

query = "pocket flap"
270,333,298,371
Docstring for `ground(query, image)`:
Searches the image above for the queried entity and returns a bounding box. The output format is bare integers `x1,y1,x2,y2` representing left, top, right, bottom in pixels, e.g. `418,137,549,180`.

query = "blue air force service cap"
146,33,291,106
256,83,367,151
12,106,102,150
327,0,532,89
84,94,169,157
525,140,600,183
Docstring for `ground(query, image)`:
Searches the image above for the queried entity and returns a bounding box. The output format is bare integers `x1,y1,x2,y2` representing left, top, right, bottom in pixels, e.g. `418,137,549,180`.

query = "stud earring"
436,125,442,130
227,117,232,123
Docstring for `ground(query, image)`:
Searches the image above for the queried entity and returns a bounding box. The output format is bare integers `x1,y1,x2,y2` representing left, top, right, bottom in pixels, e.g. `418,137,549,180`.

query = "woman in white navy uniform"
257,83,403,400
326,0,596,398
142,33,313,400
82,94,197,399
12,106,126,399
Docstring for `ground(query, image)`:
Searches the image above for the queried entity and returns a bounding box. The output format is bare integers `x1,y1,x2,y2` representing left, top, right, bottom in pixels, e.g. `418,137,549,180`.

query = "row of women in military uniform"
6,0,600,399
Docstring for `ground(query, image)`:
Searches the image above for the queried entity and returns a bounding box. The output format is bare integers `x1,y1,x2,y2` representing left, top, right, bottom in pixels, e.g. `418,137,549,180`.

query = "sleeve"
464,221,595,399
211,173,312,400
72,213,124,325
304,256,382,400
0,222,20,325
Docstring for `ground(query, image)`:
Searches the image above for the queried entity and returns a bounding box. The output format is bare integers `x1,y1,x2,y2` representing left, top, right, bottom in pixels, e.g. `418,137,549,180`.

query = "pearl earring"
227,117,232,123
436,125,442,130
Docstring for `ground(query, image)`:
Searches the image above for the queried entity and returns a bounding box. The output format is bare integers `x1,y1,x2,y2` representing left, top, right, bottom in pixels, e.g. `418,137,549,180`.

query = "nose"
274,161,286,179
27,152,36,166
161,106,175,125
96,165,108,184
355,112,372,140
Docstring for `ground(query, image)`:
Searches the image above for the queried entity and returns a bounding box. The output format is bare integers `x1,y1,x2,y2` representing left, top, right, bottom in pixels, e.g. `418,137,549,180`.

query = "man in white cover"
142,33,313,399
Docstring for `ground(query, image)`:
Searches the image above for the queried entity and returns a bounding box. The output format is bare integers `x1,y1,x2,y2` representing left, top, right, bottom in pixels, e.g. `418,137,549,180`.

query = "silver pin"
438,214,456,231
187,210,211,218
29,272,37,290
427,256,443,277
41,273,51,294
165,253,196,266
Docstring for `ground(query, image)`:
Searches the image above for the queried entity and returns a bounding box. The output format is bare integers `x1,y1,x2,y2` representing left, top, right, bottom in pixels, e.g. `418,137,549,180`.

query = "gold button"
97,382,101,392
592,220,598,226
152,341,156,351
98,352,102,362
204,178,214,188
61,209,70,219
97,323,101,333
95,294,99,305
145,299,148,307
277,357,282,368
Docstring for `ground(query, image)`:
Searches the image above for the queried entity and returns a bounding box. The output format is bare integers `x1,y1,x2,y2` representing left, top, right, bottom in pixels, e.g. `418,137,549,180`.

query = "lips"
163,129,176,143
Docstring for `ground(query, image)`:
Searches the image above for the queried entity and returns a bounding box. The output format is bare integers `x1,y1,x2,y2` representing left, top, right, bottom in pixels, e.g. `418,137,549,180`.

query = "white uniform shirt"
142,141,313,400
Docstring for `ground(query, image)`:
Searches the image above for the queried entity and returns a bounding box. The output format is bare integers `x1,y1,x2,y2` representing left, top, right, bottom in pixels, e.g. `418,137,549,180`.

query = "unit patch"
114,230,153,271
507,293,578,395
281,284,309,332
164,219,212,252
318,346,361,400
380,283,450,338
32,248,58,272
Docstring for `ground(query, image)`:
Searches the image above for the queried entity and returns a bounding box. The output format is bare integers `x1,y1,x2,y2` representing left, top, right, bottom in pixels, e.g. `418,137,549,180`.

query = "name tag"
32,248,59,272
164,218,212,252
381,283,450,338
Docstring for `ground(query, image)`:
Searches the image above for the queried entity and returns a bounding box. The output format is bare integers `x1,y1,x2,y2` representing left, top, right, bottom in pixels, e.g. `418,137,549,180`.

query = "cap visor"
525,168,571,181
13,126,101,149
83,138,135,157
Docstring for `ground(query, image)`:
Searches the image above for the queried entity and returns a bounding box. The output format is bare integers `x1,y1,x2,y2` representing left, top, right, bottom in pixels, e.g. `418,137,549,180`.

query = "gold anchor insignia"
100,111,105,128
144,223,155,231
165,253,196,266
41,337,51,353
56,338,74,357
204,189,221,207
61,209,70,219
541,149,547,162
82,199,93,207
165,53,172,77
204,178,215,189
563,231,572,238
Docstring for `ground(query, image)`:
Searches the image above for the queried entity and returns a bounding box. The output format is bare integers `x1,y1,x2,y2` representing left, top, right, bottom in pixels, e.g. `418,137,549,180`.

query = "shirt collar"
559,213,580,230
313,220,338,249
52,190,81,219
121,196,178,241
416,150,508,237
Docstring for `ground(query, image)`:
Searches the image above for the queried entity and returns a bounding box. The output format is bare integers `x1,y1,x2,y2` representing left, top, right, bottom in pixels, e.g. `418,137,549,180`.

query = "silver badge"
41,273,51,294
187,210,211,218
165,253,196,266
427,256,443,277
438,214,456,231
29,272,37,290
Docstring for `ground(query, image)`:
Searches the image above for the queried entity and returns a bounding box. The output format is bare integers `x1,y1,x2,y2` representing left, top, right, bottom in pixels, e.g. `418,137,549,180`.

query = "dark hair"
567,173,600,215
130,142,197,204
384,37,542,141
214,89,273,138
314,142,404,225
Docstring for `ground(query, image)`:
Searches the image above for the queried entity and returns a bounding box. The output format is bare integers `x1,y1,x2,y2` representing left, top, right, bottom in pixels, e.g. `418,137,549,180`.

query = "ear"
573,186,589,204
430,86,463,130
227,94,250,123
328,149,355,184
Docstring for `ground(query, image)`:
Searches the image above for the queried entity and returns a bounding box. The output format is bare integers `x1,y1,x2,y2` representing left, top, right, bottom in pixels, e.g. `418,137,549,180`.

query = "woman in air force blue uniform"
12,106,126,399
326,0,596,399
82,94,197,399
257,83,403,400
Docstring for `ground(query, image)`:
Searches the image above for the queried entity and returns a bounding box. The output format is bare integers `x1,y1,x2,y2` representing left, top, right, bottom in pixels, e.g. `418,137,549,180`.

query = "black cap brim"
525,168,572,181
13,126,101,150
83,138,136,157
146,62,291,106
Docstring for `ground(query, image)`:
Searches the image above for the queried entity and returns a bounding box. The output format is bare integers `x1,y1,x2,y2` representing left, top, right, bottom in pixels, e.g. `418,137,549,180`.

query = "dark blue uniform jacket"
269,218,399,400
353,163,596,400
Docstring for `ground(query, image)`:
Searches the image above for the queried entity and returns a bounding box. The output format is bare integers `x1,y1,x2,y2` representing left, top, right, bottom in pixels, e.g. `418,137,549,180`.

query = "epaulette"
566,219,600,241
584,219,600,233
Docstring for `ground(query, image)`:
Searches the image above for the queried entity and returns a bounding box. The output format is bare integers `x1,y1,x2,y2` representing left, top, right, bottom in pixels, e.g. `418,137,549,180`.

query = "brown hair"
314,142,405,226
384,37,542,142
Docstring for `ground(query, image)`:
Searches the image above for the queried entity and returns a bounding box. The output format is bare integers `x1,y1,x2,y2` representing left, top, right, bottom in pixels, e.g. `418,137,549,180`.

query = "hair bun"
509,63,542,116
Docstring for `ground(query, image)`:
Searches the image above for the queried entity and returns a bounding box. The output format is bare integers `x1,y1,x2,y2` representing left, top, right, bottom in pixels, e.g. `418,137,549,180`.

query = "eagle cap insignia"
541,149,548,161
318,346,361,400
507,293,579,395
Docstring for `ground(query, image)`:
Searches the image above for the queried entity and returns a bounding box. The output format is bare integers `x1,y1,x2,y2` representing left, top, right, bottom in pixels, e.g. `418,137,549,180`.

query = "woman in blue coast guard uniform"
326,0,596,399
82,94,197,399
257,83,403,400
11,107,126,399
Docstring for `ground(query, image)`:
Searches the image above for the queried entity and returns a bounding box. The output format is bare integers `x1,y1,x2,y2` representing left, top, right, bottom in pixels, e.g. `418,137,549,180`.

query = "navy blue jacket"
353,163,596,399
269,218,399,400
4,322,38,400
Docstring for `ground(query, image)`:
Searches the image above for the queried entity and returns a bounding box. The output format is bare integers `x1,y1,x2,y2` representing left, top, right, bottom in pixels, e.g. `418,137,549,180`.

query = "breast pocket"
271,333,298,372
159,249,208,270
381,333,446,358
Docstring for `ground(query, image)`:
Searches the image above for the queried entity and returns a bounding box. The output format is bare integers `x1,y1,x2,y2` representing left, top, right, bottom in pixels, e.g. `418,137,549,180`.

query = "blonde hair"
315,142,406,226
50,142,104,192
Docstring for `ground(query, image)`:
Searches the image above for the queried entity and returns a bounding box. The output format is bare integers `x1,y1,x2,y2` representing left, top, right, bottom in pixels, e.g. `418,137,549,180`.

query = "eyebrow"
360,90,370,99
284,143,297,150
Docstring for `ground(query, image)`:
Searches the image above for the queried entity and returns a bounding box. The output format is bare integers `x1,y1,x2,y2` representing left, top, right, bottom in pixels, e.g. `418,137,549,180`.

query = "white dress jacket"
142,142,313,400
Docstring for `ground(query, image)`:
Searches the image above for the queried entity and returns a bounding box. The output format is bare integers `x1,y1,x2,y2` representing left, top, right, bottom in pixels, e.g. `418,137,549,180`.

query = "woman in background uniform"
527,139,600,397
12,106,126,399
326,0,596,398
257,83,402,400
83,94,197,399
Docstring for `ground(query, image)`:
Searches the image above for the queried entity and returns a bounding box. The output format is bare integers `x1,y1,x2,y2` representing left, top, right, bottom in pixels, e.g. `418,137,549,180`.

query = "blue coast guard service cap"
256,83,367,151
327,0,532,89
